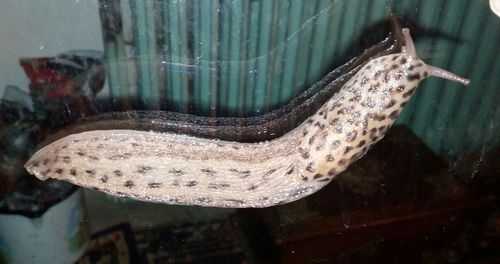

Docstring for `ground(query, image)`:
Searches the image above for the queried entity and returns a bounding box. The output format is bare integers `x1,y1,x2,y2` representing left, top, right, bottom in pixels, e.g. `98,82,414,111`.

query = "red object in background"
20,57,72,99
20,55,103,100
19,51,105,125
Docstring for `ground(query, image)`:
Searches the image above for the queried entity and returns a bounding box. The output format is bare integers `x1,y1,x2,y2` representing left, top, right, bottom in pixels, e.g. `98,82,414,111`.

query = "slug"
40,17,404,143
25,29,469,208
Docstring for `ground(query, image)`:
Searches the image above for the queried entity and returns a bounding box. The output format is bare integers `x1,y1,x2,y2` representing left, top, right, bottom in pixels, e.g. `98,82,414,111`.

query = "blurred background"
0,0,498,263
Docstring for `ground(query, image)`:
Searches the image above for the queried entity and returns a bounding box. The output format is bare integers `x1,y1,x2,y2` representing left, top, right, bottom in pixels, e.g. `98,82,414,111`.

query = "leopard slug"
25,29,469,208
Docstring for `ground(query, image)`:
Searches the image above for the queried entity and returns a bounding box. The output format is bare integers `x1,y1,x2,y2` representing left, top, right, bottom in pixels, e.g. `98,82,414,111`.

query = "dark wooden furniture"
237,126,482,263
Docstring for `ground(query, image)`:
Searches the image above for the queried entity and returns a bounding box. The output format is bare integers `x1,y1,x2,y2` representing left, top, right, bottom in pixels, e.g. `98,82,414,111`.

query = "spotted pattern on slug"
25,28,469,208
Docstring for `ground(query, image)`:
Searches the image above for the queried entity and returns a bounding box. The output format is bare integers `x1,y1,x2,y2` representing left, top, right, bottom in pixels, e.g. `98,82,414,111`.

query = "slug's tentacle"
426,65,470,85
24,28,469,208
402,28,470,85
401,28,418,58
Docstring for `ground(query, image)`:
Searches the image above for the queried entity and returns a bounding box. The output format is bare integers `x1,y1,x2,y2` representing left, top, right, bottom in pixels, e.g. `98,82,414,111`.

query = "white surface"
0,190,88,264
491,0,500,17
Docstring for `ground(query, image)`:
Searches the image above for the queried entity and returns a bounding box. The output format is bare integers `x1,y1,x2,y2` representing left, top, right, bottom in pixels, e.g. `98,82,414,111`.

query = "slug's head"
399,28,470,87
350,28,471,119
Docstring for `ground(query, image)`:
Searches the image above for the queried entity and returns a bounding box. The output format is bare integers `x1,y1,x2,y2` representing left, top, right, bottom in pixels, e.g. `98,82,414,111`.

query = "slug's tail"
402,28,470,86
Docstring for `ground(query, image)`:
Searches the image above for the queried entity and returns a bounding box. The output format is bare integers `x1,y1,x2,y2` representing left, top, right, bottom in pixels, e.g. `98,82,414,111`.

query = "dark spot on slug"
208,183,230,189
100,175,109,183
400,101,408,107
392,55,399,61
349,95,361,102
338,159,348,166
378,126,387,133
307,118,314,124
314,121,325,130
55,168,63,174
361,77,369,85
88,155,99,161
137,165,153,173
394,70,404,80
337,108,347,115
230,169,251,178
400,57,407,64
403,86,416,98
329,102,342,111
124,181,135,188
384,73,391,83
201,168,216,176
303,129,308,136
309,135,316,145
131,142,140,147
232,145,240,150
286,166,295,175
396,85,405,92
369,128,378,140
384,99,397,109
70,168,77,176
76,150,85,156
328,168,337,176
185,181,198,187
306,162,315,172
85,169,95,176
346,131,358,142
197,197,212,203
263,169,277,179
391,64,398,69
331,140,340,149
148,182,162,188
407,73,421,81
107,153,132,160
367,113,386,121
114,170,123,177
61,145,68,149
326,154,335,162
389,110,400,120
169,169,185,176
225,199,245,204
358,140,366,147
30,161,39,167
313,173,323,179
423,71,428,77
299,148,310,159
344,146,353,154
248,185,259,191
43,159,50,165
